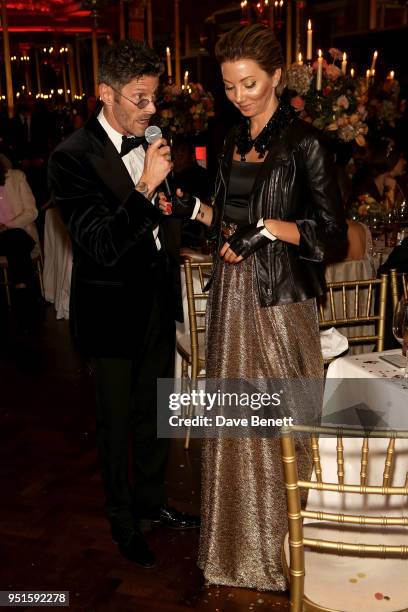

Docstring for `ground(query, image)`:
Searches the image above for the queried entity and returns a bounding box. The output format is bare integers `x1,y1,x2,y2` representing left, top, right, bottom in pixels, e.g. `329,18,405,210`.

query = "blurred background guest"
172,137,211,250
352,137,406,206
0,154,40,328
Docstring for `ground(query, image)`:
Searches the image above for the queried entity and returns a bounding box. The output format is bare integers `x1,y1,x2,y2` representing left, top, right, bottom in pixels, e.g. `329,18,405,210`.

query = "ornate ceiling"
1,0,114,34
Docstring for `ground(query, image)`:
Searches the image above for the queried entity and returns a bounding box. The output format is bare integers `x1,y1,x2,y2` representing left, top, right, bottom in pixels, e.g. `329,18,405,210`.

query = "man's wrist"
136,177,155,200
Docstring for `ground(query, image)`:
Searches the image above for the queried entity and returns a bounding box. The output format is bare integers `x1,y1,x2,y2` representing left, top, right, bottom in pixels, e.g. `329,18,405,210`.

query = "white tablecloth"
307,350,408,514
43,208,72,320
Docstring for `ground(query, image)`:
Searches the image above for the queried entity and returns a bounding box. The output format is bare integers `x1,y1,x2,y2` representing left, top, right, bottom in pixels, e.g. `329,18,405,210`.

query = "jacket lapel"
84,115,135,205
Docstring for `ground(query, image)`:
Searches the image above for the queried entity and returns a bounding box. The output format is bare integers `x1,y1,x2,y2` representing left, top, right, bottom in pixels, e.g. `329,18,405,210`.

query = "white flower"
286,64,313,96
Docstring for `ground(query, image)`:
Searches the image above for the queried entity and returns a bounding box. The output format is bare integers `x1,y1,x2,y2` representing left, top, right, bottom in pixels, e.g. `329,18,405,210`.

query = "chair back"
280,425,408,612
182,256,212,379
319,274,387,352
389,268,408,311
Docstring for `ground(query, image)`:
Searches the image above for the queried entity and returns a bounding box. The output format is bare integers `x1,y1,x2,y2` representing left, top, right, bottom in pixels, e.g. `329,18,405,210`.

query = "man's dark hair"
99,40,164,89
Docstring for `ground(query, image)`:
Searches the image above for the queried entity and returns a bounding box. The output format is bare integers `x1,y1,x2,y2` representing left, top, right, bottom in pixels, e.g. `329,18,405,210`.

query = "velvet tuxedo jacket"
48,115,182,358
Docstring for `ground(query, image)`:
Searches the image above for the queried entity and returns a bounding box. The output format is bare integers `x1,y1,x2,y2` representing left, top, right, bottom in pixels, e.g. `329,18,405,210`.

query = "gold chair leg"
184,424,192,451
184,373,198,452
184,384,192,451
180,358,192,450
37,260,45,298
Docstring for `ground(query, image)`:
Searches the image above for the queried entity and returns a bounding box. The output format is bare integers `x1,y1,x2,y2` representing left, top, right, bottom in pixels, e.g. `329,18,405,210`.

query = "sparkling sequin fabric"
198,257,324,591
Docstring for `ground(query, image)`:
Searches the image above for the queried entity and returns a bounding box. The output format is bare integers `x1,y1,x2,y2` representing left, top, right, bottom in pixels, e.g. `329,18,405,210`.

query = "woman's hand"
157,188,196,217
220,223,269,263
219,241,243,264
157,191,172,215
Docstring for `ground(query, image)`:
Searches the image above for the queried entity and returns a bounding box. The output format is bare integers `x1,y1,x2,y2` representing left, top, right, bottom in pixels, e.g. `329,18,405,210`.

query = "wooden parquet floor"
0,305,289,611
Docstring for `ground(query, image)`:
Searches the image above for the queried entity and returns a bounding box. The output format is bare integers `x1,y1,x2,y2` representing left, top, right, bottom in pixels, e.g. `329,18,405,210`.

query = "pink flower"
325,64,342,81
322,86,332,97
290,96,305,112
328,48,343,61
357,104,367,120
336,115,348,127
312,58,328,71
336,95,350,109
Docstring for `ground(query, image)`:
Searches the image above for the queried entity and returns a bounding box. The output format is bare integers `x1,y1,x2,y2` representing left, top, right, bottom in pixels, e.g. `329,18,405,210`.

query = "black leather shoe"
115,529,156,567
144,505,200,530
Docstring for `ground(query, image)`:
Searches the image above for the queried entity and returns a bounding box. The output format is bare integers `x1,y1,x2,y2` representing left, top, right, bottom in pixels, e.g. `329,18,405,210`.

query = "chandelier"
240,0,285,31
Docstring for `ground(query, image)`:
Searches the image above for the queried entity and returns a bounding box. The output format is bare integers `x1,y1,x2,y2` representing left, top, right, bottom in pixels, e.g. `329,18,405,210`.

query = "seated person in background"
0,154,39,327
352,137,406,206
172,138,211,250
379,236,408,275
324,216,376,355
327,217,375,264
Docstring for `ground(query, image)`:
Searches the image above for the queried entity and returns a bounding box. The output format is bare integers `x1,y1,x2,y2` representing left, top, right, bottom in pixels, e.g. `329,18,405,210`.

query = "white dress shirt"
97,109,161,249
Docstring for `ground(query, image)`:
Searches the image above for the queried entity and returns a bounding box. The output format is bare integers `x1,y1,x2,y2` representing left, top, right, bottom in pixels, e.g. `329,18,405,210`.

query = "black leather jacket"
210,114,347,307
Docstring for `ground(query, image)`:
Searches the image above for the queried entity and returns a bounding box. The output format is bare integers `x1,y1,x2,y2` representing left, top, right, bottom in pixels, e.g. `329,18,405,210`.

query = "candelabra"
240,0,285,31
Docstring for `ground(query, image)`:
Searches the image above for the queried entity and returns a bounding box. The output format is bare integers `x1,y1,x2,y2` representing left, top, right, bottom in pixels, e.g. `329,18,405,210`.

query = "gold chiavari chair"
319,274,388,353
389,268,408,311
176,256,212,449
280,425,408,612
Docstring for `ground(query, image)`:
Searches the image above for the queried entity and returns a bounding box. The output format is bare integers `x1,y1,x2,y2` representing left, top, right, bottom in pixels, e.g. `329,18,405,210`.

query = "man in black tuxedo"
48,40,199,567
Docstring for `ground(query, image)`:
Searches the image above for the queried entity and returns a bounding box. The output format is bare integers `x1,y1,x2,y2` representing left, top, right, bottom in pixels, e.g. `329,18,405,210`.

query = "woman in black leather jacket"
180,24,347,591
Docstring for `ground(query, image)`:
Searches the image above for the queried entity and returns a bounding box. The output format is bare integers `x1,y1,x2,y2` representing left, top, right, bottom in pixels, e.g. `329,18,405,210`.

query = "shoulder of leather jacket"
284,118,332,154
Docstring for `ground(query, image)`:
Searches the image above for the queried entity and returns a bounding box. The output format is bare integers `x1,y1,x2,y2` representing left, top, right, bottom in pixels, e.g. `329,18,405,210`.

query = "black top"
224,160,260,226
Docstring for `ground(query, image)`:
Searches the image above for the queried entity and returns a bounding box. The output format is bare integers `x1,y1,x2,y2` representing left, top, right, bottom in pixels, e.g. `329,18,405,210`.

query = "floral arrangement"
286,48,369,145
366,78,401,133
157,83,214,135
350,193,388,221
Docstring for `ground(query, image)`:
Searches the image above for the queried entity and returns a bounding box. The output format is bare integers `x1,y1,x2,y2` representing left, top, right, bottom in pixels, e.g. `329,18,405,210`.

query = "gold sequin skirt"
198,257,324,591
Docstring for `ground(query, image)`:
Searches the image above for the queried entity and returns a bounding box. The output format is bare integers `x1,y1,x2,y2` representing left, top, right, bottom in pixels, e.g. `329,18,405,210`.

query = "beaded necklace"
235,101,296,162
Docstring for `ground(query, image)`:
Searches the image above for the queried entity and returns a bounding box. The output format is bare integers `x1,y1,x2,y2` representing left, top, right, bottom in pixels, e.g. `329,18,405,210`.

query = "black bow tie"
120,135,146,157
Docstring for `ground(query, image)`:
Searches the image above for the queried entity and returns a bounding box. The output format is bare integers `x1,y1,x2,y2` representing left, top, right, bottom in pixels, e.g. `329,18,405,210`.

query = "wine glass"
392,296,408,378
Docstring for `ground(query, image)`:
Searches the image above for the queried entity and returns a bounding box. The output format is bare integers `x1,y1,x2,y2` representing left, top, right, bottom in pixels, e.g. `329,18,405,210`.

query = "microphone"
144,124,163,144
144,125,173,199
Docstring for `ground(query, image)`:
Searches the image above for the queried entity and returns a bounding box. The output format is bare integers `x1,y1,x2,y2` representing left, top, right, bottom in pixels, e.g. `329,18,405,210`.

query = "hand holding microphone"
144,125,198,219
136,125,172,197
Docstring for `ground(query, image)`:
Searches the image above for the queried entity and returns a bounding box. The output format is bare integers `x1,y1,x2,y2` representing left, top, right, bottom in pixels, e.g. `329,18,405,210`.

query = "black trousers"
0,228,35,285
92,257,175,534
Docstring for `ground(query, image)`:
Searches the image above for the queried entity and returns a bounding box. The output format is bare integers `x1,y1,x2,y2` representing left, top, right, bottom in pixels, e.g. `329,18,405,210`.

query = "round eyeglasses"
110,85,160,110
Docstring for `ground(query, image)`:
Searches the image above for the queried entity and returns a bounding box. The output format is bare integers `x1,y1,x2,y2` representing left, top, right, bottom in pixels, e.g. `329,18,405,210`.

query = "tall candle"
366,69,371,87
166,47,172,78
341,52,347,75
241,0,248,21
370,50,378,71
306,20,313,61
316,49,323,91
184,70,189,87
298,52,303,65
